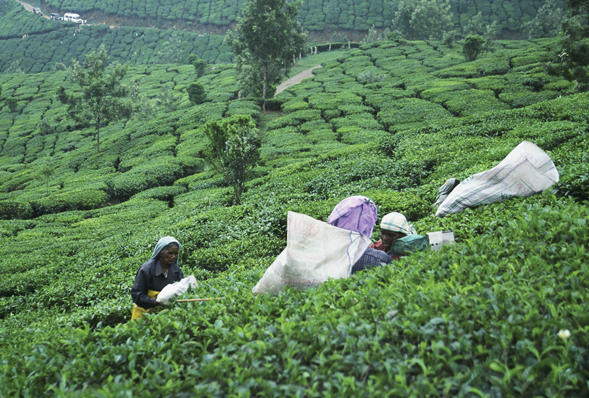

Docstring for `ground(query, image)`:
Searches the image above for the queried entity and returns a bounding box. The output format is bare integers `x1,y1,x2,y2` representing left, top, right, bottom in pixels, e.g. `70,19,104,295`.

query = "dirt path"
15,0,50,19
275,65,322,95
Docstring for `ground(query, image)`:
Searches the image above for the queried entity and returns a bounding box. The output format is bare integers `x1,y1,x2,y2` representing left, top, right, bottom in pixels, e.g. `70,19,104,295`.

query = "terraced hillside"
1,36,588,395
1,0,566,74
38,0,553,33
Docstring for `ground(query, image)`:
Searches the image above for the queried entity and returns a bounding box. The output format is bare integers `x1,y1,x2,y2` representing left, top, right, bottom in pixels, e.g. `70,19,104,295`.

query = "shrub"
463,34,486,61
0,200,34,219
32,189,108,216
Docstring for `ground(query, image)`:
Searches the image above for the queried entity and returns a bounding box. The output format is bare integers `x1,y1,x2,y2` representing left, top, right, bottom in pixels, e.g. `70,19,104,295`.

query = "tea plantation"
0,24,234,73
1,36,588,396
39,0,551,33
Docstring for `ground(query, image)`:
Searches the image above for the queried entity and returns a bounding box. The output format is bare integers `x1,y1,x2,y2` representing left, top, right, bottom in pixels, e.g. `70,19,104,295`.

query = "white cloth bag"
436,141,559,217
252,211,371,295
157,275,198,304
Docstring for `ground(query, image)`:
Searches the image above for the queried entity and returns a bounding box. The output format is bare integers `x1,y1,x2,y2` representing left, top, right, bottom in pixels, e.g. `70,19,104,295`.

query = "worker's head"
379,212,416,252
150,236,182,264
159,242,179,268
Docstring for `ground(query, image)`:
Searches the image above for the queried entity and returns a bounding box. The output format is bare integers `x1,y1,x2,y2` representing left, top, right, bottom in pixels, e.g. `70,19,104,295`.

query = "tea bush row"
0,1,60,40
1,39,588,393
39,0,549,33
1,194,587,396
0,25,233,74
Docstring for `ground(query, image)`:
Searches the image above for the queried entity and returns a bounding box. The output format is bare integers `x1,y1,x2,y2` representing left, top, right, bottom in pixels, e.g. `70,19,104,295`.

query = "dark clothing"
351,248,392,274
369,240,402,261
131,258,183,309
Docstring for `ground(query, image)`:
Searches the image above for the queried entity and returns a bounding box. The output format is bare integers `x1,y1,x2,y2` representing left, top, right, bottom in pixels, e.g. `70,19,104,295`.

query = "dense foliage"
1,36,589,396
57,45,134,153
228,0,306,109
0,0,60,40
37,0,557,34
0,25,234,74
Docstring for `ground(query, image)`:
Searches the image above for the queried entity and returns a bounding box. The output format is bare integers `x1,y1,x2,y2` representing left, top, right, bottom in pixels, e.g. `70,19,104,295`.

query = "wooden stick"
176,298,223,302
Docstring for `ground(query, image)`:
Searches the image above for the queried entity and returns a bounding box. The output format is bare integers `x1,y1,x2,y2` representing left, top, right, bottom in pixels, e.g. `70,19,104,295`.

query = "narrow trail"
15,0,50,19
275,65,322,95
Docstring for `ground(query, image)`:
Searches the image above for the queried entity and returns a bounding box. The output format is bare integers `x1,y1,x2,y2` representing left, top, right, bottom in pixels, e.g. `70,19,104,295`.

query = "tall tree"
394,0,454,40
227,0,306,112
523,0,564,39
56,45,133,153
204,115,262,205
547,0,589,91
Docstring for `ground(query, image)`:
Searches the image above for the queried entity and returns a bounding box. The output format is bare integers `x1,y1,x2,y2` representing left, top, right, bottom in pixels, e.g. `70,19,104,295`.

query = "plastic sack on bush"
157,275,198,305
252,211,371,295
436,141,559,218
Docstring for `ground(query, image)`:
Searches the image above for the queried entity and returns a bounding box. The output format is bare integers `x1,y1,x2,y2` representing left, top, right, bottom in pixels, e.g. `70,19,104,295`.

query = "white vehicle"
63,13,86,24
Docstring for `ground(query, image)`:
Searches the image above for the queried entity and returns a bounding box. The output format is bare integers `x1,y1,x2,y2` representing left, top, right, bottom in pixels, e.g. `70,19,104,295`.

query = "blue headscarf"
150,236,182,262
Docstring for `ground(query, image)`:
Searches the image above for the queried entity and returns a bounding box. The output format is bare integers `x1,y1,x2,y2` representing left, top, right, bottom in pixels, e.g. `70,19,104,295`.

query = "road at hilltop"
275,65,322,95
14,0,50,19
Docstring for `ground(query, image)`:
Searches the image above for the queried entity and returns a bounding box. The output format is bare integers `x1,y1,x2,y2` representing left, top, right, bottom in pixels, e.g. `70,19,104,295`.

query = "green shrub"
32,189,108,216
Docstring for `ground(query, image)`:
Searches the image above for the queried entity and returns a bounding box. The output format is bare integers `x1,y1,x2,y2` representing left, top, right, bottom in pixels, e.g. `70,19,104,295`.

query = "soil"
276,65,322,95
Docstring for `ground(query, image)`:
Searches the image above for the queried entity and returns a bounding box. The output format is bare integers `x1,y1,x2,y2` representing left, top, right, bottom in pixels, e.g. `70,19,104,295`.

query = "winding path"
275,65,322,95
15,0,50,19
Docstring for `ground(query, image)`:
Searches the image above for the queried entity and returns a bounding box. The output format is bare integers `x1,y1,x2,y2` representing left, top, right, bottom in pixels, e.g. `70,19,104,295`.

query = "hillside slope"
38,0,552,34
1,38,588,396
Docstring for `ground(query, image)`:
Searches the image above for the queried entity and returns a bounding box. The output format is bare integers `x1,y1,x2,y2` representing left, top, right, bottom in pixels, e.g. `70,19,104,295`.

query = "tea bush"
2,36,589,396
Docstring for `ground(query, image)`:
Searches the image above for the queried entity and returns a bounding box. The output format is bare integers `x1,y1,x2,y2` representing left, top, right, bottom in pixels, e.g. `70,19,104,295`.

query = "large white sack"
252,211,371,295
436,141,559,218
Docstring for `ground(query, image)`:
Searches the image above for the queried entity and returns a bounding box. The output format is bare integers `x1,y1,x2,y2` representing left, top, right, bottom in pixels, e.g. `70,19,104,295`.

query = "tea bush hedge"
1,36,589,396
0,26,233,74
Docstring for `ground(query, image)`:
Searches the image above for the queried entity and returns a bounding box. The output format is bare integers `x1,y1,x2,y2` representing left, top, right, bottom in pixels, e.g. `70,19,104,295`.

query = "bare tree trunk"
96,120,101,153
262,67,267,113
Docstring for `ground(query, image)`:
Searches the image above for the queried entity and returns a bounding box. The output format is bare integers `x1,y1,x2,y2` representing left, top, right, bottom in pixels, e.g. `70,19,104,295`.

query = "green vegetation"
187,82,206,104
546,0,589,91
57,45,134,153
394,0,454,40
0,0,60,39
0,25,234,74
463,34,486,61
228,0,306,111
203,114,262,204
1,34,589,396
35,0,559,35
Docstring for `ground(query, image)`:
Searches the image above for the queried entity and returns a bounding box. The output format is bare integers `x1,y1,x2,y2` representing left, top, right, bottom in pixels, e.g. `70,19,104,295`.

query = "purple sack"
326,196,378,238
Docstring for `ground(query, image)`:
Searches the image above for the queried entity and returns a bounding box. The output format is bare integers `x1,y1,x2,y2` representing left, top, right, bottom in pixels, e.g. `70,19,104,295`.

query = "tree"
37,157,54,195
56,45,133,153
204,115,262,205
187,83,206,104
523,0,564,39
227,0,306,112
463,34,485,61
156,33,183,64
547,0,589,91
394,0,454,40
155,83,179,112
188,54,207,78
464,11,485,36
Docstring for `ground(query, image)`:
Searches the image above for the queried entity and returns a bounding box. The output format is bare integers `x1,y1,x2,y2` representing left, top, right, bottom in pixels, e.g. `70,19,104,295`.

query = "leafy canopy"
463,34,486,61
394,0,453,40
227,0,306,111
187,82,206,104
203,114,262,205
56,45,133,152
547,0,589,91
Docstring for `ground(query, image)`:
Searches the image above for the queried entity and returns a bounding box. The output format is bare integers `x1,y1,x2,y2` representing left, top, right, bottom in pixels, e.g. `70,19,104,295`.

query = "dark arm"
130,266,158,309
